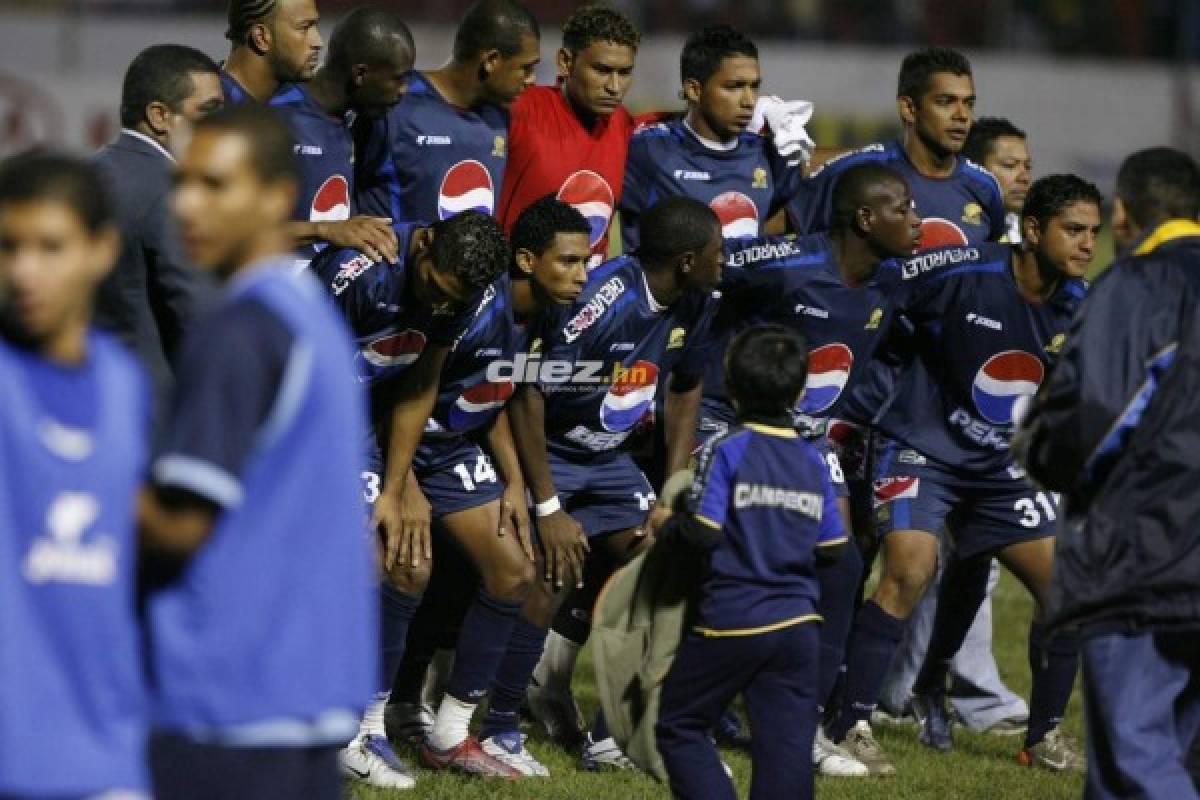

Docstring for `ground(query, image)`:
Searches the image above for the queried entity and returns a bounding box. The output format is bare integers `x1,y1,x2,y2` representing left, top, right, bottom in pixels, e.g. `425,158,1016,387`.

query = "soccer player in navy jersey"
620,25,801,249
655,324,847,800
308,210,509,787
703,163,921,777
964,118,1033,243
792,47,1027,746
356,0,540,225
825,175,1102,775
270,8,414,269
221,0,322,105
139,106,376,800
503,196,722,769
0,153,147,800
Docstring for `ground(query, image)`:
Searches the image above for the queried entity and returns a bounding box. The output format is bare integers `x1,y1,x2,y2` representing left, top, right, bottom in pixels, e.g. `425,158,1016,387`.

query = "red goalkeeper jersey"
498,83,637,263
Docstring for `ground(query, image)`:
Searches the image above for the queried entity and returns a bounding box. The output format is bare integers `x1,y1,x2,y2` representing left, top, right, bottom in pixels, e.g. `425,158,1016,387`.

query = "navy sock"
817,539,864,708
481,616,547,737
593,709,611,742
1025,623,1080,747
828,600,905,741
380,584,422,692
913,556,991,696
444,590,522,705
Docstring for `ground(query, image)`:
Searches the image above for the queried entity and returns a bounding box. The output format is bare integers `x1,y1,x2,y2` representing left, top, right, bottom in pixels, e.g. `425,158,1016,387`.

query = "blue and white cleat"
340,733,416,790
911,690,955,752
481,731,551,777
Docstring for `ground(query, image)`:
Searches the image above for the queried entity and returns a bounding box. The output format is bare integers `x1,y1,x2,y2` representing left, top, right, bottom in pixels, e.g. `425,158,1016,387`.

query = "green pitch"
349,568,1086,798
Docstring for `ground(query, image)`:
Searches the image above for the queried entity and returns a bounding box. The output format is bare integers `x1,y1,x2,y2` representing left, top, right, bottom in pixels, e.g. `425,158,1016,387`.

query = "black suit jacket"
93,132,212,421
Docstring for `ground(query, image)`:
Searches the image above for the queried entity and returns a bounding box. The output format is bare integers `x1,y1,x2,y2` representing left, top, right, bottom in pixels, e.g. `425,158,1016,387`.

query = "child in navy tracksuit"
655,324,847,800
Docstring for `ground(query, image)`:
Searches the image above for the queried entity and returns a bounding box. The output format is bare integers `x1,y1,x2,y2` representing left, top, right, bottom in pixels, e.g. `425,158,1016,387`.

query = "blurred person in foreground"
139,105,375,800
0,153,146,800
1017,146,1200,800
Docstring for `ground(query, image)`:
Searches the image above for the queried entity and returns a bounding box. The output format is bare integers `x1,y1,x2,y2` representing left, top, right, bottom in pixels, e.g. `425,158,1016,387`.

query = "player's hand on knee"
498,484,536,563
537,510,588,590
396,480,433,569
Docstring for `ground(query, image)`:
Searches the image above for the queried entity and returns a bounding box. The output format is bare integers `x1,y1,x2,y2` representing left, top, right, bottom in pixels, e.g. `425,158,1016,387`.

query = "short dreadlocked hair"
561,4,640,54
226,0,276,45
430,210,512,292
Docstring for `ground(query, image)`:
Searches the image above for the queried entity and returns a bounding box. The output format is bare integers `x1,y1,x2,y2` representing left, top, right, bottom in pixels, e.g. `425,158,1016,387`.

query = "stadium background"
0,2,1197,796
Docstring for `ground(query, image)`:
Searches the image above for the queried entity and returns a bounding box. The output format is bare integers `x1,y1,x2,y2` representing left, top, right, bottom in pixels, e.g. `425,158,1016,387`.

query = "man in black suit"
94,44,223,425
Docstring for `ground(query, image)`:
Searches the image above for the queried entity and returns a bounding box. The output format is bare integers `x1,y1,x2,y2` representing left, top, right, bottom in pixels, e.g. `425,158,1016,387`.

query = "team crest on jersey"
448,379,515,431
800,343,853,414
667,327,687,350
873,476,919,507
710,191,760,239
752,167,768,189
972,350,1044,425
439,160,495,219
563,275,626,343
492,136,506,157
962,202,984,226
865,308,883,330
311,174,350,222
557,170,615,247
919,217,969,249
23,492,116,585
600,360,659,432
361,329,427,369
1045,333,1066,354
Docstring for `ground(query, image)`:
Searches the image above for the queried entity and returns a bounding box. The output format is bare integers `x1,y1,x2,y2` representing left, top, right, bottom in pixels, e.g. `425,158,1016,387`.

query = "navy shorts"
695,410,849,499
546,449,654,539
413,436,503,518
871,437,1058,559
360,430,502,517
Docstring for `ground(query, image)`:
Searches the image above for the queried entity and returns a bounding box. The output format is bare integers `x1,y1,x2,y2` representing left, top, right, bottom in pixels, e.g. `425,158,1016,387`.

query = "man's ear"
855,206,873,237
411,225,434,258
351,63,368,89
145,100,173,136
677,250,694,275
480,48,501,81
248,22,272,55
556,47,573,80
682,77,702,106
513,247,536,277
1022,215,1042,248
896,95,917,128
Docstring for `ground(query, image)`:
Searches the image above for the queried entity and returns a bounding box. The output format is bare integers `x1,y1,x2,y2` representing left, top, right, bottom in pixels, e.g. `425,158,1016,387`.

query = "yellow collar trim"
1134,219,1200,256
744,422,798,438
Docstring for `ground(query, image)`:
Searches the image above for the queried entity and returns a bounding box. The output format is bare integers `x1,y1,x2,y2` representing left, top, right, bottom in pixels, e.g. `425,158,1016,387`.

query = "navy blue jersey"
620,120,802,250
356,71,509,223
788,140,1005,249
309,223,472,388
425,274,518,437
701,234,902,426
687,422,845,634
0,333,149,796
537,256,718,458
269,83,354,266
148,262,375,737
219,69,254,106
878,243,1086,474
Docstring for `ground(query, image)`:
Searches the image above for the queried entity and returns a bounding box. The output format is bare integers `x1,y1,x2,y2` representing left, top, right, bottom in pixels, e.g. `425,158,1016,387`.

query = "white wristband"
534,495,561,517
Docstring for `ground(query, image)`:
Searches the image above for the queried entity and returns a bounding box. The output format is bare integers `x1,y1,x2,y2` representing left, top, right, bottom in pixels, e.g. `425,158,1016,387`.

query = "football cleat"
419,735,523,778
839,720,896,776
580,733,638,772
339,733,416,790
813,727,869,777
525,679,587,751
384,700,435,744
1017,727,1085,772
480,731,551,777
911,690,954,752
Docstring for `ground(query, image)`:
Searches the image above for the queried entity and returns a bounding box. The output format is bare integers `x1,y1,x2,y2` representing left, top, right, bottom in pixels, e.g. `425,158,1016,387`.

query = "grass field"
349,568,1086,799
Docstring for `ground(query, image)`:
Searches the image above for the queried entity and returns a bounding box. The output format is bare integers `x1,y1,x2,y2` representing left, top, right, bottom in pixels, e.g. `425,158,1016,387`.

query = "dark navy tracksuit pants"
657,623,818,800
